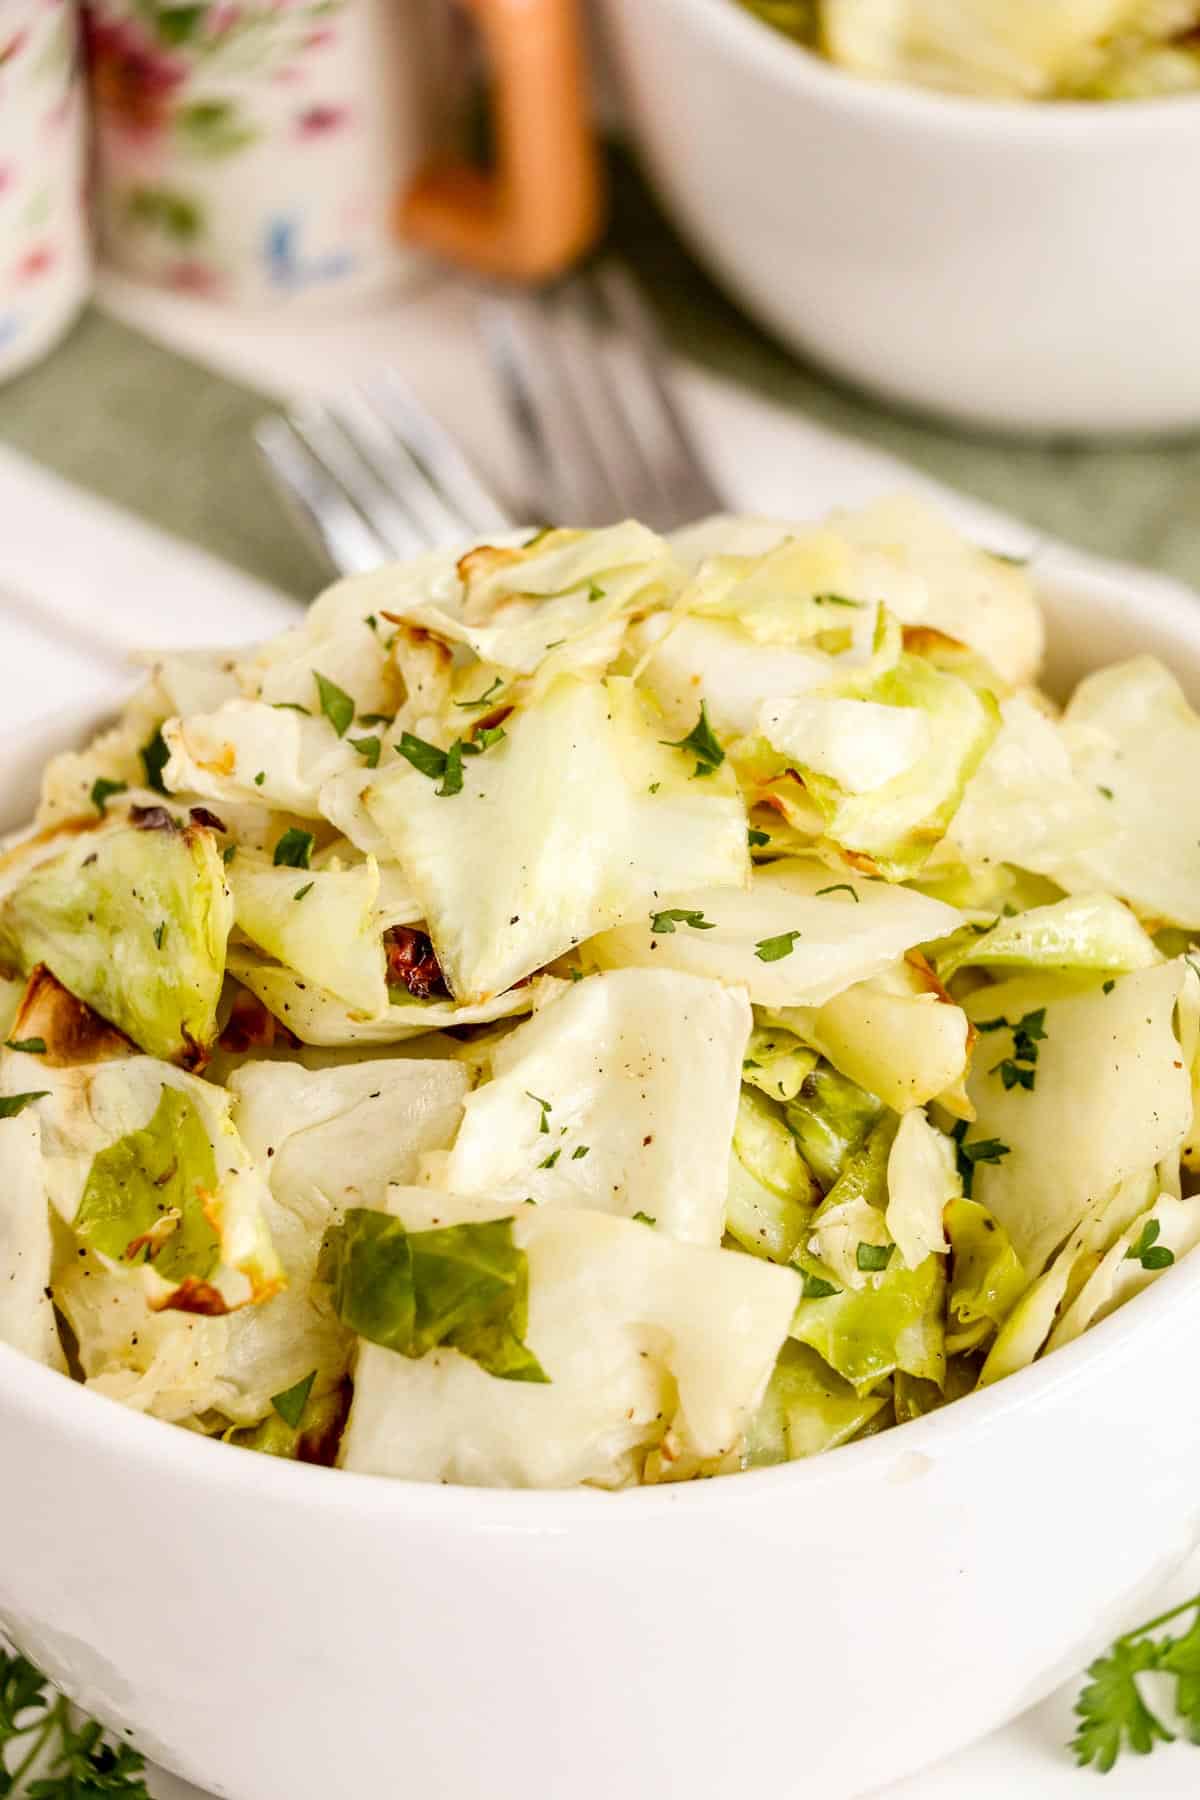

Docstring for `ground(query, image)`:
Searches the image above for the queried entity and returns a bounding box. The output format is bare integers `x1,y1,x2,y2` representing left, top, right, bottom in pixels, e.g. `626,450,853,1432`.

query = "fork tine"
287,401,431,561
482,291,621,525
551,275,667,522
595,262,723,524
254,417,388,576
333,389,471,550
374,374,512,537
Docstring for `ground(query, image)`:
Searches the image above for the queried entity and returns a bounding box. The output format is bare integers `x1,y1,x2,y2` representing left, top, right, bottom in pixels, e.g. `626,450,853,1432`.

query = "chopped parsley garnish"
993,1059,1036,1091
153,921,167,950
0,1091,49,1117
527,1091,552,1133
648,782,660,795
748,828,770,848
350,734,381,769
815,883,860,902
364,614,378,632
222,844,237,865
140,725,170,794
538,1148,561,1170
1097,785,1114,800
0,1649,152,1796
1125,1218,1175,1271
455,676,504,711
398,729,503,796
812,593,862,608
270,1369,316,1429
801,1270,840,1299
90,777,127,816
755,930,803,963
951,1122,1011,1196
253,770,266,787
571,1144,590,1160
980,1006,1047,1093
398,732,447,780
1071,1591,1200,1770
1103,979,1116,994
632,1211,656,1226
293,881,314,902
661,701,725,778
358,712,394,728
650,908,716,934
4,1037,45,1054
856,1242,893,1273
587,581,605,603
273,827,314,870
314,670,355,737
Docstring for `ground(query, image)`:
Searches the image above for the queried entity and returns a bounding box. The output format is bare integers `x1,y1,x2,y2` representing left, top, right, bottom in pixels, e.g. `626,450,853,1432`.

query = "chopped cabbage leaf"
226,945,542,1045
761,695,931,794
806,1114,897,1292
0,1109,65,1369
937,693,1113,880
886,1108,956,1270
943,1197,1027,1354
670,496,1044,687
776,961,970,1114
162,699,360,817
932,892,1160,984
0,814,232,1064
321,1208,547,1382
228,854,388,1016
381,523,679,679
740,1024,818,1104
784,1059,884,1190
10,1052,282,1313
633,614,831,738
790,1237,946,1394
764,646,999,880
587,858,959,1009
979,1166,1158,1384
441,969,750,1245
1052,657,1200,928
963,963,1191,1275
1045,1190,1200,1354
727,1086,821,1261
339,1189,799,1488
744,1340,889,1465
364,675,748,1003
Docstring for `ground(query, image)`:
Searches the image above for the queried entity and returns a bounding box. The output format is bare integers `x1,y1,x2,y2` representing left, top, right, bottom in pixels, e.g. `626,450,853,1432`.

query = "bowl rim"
670,0,1200,133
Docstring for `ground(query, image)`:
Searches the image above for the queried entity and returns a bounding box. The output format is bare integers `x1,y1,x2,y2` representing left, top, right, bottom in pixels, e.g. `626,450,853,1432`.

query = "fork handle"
400,0,604,282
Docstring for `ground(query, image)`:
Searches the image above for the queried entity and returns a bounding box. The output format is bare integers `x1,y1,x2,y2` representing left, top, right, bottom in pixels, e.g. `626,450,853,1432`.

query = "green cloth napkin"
1,151,1198,601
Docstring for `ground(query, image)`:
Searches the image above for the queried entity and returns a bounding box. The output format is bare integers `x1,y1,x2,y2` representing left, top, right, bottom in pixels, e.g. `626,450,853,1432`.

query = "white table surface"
1,268,1197,1799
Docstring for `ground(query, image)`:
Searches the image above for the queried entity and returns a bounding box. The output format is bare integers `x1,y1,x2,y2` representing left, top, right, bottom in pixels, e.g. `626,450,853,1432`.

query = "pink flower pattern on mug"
88,0,351,293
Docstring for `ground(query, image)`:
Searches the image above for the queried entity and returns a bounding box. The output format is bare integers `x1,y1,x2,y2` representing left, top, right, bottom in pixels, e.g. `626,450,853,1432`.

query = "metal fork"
482,261,723,533
254,371,513,577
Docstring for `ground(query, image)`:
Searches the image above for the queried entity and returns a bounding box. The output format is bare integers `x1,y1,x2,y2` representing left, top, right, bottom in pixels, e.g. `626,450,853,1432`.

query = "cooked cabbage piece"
339,1189,799,1488
440,969,750,1244
0,813,231,1063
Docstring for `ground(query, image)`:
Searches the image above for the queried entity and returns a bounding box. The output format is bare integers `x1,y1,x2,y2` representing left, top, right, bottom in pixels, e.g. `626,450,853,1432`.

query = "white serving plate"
2,550,1200,1800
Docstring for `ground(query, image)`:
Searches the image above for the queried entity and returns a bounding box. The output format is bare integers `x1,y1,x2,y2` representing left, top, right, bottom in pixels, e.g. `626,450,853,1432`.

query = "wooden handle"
400,0,604,282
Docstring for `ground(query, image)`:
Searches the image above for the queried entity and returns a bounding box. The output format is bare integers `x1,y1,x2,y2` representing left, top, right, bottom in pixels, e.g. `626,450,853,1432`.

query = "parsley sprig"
978,1006,1047,1094
661,702,725,779
0,1649,151,1796
649,909,715,935
1072,1591,1200,1771
950,1122,1011,1197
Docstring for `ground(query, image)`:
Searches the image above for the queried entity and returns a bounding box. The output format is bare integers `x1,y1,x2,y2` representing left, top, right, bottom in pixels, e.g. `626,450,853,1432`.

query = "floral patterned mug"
85,0,601,308
0,0,91,382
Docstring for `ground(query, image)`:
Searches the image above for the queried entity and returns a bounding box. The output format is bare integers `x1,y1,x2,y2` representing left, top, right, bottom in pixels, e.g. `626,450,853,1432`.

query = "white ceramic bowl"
599,0,1200,436
3,560,1200,1800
